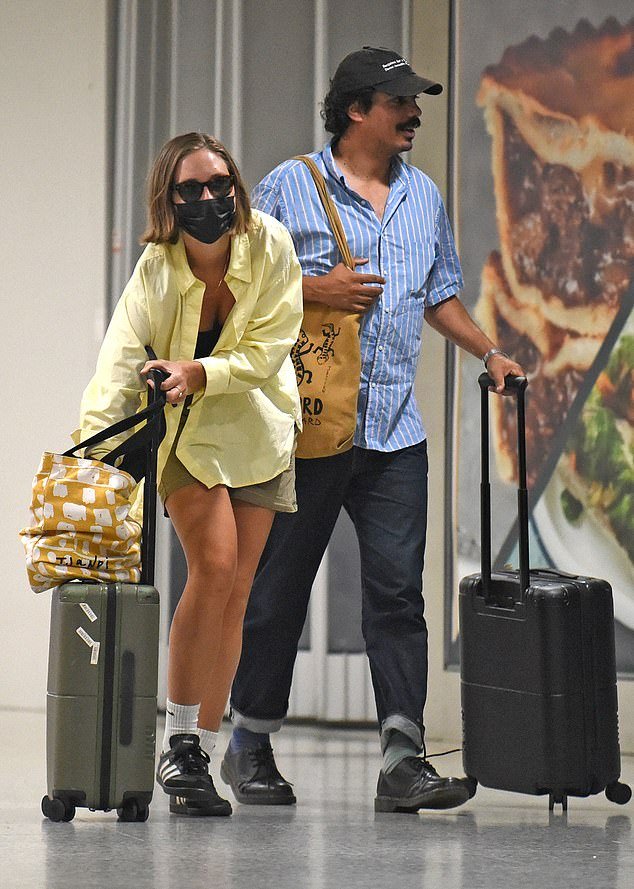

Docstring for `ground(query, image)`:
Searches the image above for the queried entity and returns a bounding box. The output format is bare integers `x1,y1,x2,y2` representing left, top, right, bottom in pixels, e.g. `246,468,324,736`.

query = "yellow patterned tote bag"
22,453,142,592
20,362,167,593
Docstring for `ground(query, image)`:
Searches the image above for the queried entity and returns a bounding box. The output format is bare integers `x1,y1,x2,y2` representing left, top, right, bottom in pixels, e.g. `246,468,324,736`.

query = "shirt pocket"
386,226,436,297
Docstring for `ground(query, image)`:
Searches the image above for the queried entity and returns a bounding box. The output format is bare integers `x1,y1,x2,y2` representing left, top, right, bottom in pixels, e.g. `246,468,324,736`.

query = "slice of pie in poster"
475,17,634,487
475,251,604,487
478,16,634,338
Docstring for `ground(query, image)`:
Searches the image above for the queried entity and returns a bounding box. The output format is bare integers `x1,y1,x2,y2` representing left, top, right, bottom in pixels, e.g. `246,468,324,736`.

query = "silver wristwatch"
482,347,508,368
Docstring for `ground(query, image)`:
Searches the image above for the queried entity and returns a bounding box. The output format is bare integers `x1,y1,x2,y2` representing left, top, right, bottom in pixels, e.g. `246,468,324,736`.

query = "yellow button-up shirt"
76,210,302,516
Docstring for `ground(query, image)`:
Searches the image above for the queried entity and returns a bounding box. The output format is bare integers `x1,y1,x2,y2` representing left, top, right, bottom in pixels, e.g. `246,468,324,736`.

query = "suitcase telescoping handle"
478,373,529,600
141,350,166,586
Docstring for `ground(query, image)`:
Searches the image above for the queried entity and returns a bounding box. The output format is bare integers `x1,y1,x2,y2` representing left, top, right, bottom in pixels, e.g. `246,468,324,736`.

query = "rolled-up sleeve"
425,200,464,307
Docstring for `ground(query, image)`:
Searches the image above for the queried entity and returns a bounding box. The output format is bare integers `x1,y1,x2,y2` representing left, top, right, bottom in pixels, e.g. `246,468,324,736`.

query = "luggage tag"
76,625,100,665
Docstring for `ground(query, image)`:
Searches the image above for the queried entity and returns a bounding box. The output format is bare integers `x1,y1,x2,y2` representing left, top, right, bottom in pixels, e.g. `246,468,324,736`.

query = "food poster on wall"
446,2,633,670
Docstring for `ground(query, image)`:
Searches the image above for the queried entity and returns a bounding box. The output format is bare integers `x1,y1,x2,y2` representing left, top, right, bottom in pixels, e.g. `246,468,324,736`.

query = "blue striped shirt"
252,143,463,451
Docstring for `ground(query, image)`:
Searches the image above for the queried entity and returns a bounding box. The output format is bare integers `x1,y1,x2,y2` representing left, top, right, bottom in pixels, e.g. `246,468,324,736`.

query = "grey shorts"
158,448,297,514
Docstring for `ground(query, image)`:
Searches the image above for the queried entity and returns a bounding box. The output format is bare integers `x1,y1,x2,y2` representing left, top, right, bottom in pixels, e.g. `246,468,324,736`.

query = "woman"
78,133,302,816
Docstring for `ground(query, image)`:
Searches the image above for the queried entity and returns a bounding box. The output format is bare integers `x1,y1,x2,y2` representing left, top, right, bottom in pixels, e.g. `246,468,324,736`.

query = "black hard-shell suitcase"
41,360,167,823
459,373,631,811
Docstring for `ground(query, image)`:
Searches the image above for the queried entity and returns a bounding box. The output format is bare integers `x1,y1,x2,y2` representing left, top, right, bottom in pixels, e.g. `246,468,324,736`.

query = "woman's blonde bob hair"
141,132,251,244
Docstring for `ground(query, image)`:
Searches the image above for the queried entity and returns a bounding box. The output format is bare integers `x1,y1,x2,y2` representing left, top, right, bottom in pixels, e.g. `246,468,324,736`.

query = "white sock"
163,700,200,752
198,728,218,760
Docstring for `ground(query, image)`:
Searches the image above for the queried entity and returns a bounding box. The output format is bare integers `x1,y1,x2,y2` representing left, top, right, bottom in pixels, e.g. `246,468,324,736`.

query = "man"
220,46,523,813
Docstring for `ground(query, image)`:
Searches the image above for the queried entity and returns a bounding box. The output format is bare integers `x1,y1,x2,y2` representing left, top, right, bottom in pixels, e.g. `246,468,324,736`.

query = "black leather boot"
374,757,470,812
220,743,296,805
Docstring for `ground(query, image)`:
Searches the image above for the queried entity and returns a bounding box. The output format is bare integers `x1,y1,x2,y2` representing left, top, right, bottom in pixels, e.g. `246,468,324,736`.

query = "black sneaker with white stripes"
157,733,216,799
169,780,232,817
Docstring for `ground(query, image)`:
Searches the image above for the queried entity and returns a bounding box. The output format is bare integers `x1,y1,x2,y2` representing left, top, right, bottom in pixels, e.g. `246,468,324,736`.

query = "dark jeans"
230,442,429,744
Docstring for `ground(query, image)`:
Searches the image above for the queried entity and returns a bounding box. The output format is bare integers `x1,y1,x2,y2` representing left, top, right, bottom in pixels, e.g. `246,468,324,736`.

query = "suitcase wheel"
117,798,150,822
549,792,567,812
605,781,632,806
41,794,75,823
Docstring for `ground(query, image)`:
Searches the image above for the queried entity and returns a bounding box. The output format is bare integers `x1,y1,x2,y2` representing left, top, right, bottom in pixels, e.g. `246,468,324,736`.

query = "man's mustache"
397,118,421,131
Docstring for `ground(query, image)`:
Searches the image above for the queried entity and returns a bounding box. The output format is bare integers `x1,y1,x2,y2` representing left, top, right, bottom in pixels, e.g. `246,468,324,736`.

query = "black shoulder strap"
65,346,168,482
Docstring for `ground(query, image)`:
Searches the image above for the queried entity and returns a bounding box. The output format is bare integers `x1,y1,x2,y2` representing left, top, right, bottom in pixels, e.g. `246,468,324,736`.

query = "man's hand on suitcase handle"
142,359,206,406
479,371,528,396
482,351,525,395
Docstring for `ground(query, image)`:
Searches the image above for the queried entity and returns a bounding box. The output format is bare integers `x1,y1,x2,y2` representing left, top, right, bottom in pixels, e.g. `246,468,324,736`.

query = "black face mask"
174,195,235,244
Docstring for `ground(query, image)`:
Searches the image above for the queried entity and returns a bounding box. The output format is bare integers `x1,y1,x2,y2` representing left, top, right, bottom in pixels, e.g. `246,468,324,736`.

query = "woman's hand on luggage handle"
302,259,385,313
141,359,206,406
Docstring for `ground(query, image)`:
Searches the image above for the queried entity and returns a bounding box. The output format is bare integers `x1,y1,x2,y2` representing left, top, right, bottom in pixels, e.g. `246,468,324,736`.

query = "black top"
194,321,223,359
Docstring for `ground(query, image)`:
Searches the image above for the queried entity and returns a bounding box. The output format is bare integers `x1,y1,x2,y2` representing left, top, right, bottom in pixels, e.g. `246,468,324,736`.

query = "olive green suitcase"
42,582,159,822
41,361,166,822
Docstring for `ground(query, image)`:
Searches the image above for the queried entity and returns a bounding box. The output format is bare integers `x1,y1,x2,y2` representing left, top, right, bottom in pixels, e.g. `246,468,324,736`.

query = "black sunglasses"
172,175,234,203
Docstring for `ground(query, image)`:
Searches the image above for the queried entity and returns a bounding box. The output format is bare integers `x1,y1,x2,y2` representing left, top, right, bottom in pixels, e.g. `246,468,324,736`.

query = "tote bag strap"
64,346,167,467
294,156,354,271
64,391,166,459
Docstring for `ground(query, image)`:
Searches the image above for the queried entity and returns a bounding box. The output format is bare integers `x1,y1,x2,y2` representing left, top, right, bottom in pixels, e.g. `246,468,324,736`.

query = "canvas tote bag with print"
292,155,361,459
20,364,167,593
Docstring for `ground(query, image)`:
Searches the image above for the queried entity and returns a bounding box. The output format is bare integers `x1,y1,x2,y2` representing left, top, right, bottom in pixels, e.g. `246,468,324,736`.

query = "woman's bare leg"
156,482,239,814
165,482,238,705
198,500,274,730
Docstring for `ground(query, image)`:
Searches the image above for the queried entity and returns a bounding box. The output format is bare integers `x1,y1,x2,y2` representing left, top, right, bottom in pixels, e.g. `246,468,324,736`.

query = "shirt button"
372,382,377,388
378,346,383,351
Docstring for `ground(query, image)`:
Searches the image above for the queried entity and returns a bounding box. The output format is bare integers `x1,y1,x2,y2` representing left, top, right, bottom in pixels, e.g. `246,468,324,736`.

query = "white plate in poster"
533,467,634,631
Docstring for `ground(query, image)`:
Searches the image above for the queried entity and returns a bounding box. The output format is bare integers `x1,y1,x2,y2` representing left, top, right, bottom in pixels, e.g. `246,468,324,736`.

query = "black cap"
331,46,443,96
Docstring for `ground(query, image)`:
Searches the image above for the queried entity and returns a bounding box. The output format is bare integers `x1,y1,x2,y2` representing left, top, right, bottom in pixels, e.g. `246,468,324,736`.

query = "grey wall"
1,0,109,709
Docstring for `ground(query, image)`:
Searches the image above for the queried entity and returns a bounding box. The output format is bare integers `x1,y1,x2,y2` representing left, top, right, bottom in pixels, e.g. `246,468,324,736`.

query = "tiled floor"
3,710,633,888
